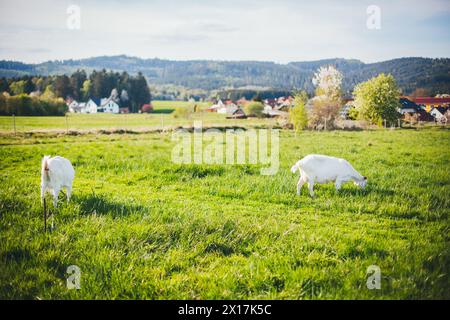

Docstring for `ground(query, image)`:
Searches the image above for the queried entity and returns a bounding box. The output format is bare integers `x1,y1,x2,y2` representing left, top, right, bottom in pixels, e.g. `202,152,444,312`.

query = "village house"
430,107,448,123
98,98,120,114
225,105,246,119
68,98,98,114
411,97,450,112
67,96,121,114
338,97,447,122
206,99,225,113
399,97,421,115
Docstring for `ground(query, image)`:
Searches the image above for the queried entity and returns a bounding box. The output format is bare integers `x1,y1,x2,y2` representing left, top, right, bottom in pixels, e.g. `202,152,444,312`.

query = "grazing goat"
41,155,75,207
291,154,367,197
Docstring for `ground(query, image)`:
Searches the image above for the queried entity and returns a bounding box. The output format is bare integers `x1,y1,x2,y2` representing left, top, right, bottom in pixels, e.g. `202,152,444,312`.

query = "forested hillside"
1,56,449,95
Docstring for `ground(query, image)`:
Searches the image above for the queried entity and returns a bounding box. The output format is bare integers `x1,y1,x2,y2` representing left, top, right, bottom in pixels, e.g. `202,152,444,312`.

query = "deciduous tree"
353,73,401,125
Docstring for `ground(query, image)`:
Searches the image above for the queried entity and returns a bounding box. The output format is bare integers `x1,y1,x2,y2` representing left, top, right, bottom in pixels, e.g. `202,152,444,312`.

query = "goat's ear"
363,176,367,180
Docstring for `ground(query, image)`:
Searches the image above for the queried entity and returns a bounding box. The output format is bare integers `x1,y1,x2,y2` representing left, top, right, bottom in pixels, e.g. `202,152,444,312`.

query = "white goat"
291,154,367,197
41,155,75,207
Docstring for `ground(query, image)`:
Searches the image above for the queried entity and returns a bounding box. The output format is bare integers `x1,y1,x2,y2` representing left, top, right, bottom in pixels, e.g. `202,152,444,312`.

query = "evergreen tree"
70,69,87,99
54,75,72,99
128,72,151,112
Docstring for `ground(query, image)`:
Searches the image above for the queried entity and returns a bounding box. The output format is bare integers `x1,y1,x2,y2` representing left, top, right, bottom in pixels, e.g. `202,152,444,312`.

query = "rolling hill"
1,56,449,94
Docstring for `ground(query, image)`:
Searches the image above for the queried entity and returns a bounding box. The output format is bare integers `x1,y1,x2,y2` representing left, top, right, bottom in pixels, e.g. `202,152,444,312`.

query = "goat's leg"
297,176,306,195
51,189,60,230
52,188,59,208
335,178,343,191
308,181,315,198
66,185,72,203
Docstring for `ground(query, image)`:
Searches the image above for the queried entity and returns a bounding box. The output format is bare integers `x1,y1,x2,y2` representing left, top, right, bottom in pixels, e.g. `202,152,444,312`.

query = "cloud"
0,0,449,63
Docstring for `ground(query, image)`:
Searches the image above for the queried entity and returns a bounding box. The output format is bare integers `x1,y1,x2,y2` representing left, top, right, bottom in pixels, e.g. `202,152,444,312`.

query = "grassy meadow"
0,101,278,133
0,119,449,299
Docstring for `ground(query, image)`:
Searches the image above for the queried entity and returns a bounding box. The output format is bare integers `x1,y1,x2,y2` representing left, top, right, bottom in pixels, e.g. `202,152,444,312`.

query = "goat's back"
299,154,356,181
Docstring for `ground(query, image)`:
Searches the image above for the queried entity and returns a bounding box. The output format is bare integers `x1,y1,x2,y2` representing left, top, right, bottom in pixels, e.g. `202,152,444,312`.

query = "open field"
0,101,280,133
151,100,212,111
0,124,449,299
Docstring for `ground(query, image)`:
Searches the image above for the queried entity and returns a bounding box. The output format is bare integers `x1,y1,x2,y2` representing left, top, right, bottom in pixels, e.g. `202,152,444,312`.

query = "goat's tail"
290,160,302,174
42,155,51,176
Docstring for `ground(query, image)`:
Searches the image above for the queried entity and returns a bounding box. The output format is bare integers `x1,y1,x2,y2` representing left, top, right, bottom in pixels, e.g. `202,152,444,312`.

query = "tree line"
289,66,402,131
2,56,448,94
0,69,151,115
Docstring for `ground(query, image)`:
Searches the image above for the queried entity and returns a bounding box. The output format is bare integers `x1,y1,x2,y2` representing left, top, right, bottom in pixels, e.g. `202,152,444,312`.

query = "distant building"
226,106,247,119
276,96,294,110
98,98,119,114
430,107,446,122
85,99,99,113
68,100,79,113
68,99,98,113
263,99,277,108
207,99,225,112
410,97,450,112
398,98,421,115
263,104,273,112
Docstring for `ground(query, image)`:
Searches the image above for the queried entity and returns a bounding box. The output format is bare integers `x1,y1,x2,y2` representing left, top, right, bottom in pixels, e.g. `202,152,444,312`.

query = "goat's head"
354,176,368,189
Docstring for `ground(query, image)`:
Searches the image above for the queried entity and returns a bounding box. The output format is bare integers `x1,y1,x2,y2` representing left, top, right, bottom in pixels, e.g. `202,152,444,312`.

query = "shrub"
289,91,309,131
0,94,67,116
347,106,359,120
244,101,264,118
172,105,193,119
141,104,153,113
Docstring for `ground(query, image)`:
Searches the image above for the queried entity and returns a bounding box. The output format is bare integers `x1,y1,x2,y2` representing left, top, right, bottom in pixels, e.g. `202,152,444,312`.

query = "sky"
0,0,449,64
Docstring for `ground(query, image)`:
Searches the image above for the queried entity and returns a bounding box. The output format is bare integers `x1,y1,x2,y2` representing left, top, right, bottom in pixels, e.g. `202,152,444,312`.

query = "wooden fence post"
13,114,16,135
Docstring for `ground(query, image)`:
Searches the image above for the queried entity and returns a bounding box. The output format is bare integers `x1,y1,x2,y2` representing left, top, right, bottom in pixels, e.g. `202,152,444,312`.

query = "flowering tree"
310,66,343,128
312,65,343,101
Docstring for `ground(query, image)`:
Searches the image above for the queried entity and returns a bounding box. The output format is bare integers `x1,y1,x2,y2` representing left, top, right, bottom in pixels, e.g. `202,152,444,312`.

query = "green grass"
0,126,449,299
0,100,277,133
152,100,211,112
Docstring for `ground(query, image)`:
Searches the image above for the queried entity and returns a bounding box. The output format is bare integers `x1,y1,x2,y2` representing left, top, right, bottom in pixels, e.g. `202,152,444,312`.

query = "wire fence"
1,114,448,135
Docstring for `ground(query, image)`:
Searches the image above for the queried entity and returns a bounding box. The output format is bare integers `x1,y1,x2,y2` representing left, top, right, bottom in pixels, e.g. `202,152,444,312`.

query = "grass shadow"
337,184,395,197
0,248,32,263
151,109,174,114
76,194,148,217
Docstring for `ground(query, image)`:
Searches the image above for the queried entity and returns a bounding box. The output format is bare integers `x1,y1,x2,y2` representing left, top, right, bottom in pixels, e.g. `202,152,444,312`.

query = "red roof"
411,97,450,105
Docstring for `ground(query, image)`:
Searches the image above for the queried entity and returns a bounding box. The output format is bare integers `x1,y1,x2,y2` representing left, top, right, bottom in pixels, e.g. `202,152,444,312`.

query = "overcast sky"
1,0,449,64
